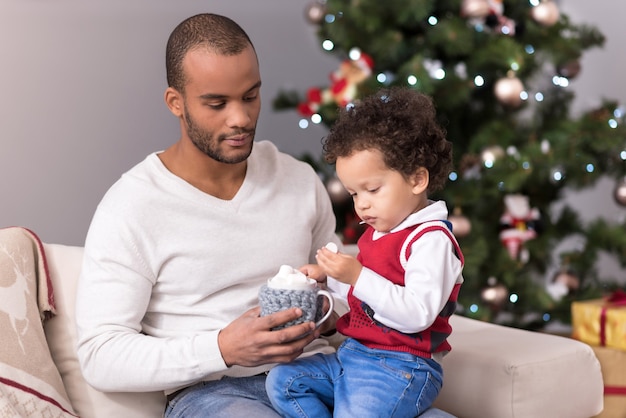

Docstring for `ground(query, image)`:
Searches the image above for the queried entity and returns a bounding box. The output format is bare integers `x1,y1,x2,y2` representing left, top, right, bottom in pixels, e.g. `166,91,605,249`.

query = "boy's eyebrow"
199,81,262,100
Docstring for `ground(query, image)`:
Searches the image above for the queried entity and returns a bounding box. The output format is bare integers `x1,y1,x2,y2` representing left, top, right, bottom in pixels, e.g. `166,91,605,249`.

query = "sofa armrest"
42,243,166,418
434,315,604,418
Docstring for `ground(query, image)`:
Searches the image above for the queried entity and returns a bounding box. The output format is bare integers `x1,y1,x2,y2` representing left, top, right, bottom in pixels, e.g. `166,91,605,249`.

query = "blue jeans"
266,338,444,418
164,374,278,418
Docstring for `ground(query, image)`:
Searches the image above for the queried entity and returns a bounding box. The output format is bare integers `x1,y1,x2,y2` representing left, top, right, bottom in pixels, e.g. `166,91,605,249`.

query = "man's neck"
158,141,247,200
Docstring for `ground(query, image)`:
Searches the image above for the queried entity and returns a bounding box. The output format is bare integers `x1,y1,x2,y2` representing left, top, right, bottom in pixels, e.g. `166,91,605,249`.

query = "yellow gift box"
591,345,626,418
572,290,626,352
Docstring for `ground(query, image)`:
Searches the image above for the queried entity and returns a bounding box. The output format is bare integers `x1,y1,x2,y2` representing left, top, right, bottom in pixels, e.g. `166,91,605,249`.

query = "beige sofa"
0,228,605,417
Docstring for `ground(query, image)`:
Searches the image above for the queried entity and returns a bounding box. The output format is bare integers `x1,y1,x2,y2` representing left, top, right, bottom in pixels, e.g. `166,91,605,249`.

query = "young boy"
266,87,464,417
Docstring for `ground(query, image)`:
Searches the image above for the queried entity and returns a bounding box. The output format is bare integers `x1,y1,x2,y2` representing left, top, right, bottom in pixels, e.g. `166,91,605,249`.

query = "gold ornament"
460,0,490,18
481,145,505,165
494,75,524,107
304,1,326,25
613,177,626,206
325,176,351,207
448,207,471,238
531,1,560,27
481,277,509,310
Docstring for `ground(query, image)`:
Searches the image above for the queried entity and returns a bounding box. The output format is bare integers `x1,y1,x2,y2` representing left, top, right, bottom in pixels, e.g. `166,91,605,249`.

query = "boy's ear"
411,167,429,194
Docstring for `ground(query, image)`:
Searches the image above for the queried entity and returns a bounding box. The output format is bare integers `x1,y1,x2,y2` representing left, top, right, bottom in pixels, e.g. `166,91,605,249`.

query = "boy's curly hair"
322,87,452,193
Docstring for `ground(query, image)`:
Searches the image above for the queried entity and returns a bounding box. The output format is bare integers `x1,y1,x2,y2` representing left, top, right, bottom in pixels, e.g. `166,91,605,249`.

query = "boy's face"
335,149,428,233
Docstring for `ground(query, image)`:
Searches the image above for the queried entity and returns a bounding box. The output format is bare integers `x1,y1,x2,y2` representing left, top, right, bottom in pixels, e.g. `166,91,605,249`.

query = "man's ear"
411,167,429,194
164,87,183,117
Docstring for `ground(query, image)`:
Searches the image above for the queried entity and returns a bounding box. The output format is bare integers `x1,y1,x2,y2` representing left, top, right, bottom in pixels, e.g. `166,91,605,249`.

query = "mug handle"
314,289,335,328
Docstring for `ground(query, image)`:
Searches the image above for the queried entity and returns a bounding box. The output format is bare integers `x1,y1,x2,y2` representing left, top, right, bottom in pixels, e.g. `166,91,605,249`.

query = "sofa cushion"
434,315,604,418
0,227,76,417
43,243,166,417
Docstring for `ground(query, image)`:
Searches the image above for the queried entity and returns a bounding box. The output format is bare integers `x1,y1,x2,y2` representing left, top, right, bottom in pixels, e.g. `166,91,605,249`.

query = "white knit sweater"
76,141,340,392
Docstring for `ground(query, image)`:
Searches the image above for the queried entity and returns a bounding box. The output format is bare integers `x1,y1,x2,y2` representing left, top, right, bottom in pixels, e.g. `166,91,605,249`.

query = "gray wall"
1,0,625,246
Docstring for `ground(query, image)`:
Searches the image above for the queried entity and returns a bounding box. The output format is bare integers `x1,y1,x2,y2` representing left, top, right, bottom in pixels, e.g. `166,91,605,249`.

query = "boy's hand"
298,264,327,288
316,247,362,286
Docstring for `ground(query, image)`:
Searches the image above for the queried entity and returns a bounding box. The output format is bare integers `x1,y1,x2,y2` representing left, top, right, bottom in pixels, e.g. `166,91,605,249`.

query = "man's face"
180,45,261,164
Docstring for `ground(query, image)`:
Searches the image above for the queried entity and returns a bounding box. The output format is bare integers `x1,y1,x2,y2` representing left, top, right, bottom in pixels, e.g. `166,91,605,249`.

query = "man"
77,13,455,418
76,13,342,417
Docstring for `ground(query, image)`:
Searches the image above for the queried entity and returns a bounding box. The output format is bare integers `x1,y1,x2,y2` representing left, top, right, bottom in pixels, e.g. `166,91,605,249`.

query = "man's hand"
217,307,319,367
317,309,339,336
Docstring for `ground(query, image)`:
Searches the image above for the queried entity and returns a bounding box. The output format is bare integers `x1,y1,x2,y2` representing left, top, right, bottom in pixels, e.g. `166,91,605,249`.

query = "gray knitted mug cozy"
258,285,324,330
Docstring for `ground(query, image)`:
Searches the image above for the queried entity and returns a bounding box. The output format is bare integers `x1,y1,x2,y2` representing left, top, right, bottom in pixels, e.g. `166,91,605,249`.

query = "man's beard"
185,110,254,164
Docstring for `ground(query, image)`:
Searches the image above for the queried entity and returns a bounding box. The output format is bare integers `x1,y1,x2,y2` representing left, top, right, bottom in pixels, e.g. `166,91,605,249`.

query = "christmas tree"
273,0,626,329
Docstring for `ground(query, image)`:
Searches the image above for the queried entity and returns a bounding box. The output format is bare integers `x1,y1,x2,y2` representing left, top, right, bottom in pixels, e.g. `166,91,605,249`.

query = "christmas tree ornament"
325,175,351,207
557,269,580,292
613,177,626,206
481,277,509,310
531,0,560,27
499,194,541,260
296,53,374,117
494,75,524,107
460,0,490,18
304,1,327,25
481,145,505,165
557,59,582,79
546,268,580,301
462,0,516,36
329,53,374,107
448,207,471,238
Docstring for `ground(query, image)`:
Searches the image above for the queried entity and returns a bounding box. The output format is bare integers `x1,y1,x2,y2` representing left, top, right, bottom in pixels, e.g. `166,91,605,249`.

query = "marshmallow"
325,242,338,253
267,264,316,290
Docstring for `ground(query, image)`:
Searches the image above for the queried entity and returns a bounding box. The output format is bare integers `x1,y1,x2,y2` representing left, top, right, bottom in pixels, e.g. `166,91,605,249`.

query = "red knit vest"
336,221,464,358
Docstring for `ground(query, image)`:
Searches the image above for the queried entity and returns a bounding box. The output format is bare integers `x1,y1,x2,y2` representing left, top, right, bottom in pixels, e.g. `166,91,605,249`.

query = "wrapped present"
572,290,626,351
591,345,626,418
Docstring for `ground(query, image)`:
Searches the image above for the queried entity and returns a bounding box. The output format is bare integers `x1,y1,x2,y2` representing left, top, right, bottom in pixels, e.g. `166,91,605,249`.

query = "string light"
348,47,362,60
551,168,564,182
552,75,569,87
322,39,334,51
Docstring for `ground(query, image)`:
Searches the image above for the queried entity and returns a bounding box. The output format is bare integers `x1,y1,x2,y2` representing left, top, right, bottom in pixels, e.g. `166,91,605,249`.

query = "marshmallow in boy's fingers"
324,242,338,253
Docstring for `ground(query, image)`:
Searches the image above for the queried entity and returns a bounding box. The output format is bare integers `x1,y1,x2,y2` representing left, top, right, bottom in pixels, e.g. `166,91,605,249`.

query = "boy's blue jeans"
265,338,444,418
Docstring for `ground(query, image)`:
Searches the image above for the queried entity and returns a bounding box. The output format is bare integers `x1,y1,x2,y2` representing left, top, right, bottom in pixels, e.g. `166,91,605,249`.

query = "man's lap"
163,374,455,417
